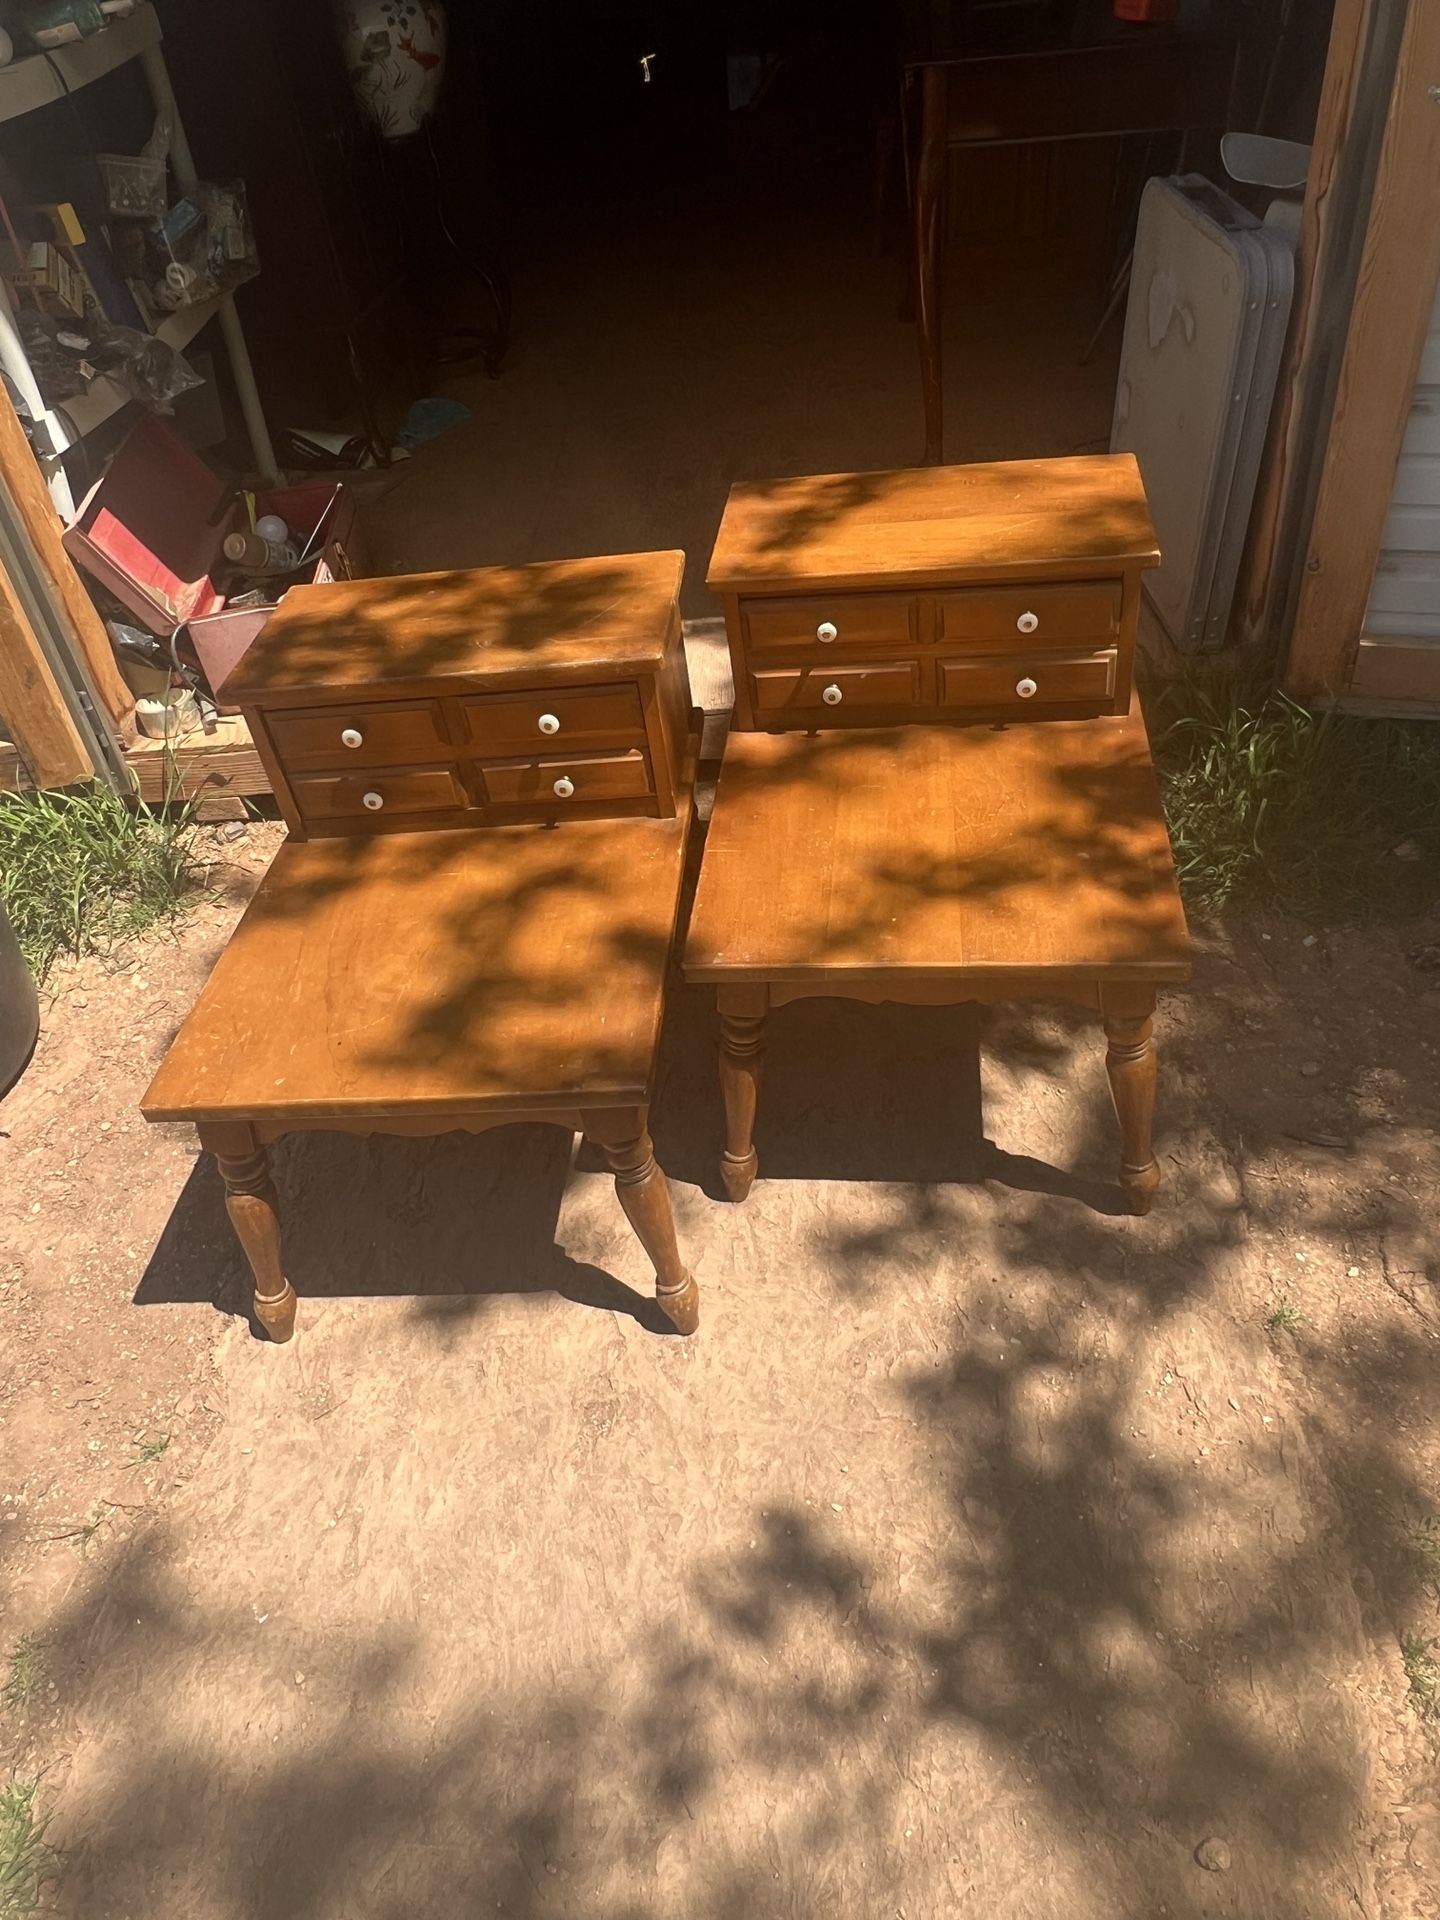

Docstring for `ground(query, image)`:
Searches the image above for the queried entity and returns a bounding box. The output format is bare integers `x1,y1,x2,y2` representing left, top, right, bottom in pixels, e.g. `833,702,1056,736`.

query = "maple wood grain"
222,551,685,700
707,457,1158,596
144,811,692,1124
684,704,1189,985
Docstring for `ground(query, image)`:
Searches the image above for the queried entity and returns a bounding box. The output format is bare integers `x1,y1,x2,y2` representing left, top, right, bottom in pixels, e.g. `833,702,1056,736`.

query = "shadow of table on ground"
635,984,1131,1214
137,983,1130,1340
136,1123,676,1336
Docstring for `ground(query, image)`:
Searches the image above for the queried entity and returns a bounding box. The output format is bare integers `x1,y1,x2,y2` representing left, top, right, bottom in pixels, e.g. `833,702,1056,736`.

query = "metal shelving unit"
0,3,278,514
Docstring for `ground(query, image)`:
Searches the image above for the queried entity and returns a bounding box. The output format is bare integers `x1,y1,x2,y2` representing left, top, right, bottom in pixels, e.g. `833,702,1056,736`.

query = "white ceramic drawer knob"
538,713,560,735
1016,610,1039,634
340,726,364,749
821,683,844,706
816,620,838,643
553,776,575,798
362,789,384,810
1015,677,1038,700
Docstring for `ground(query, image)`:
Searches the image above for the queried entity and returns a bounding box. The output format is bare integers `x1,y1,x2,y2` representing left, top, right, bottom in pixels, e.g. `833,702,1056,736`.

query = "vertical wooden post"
1233,0,1379,650
0,561,93,789
0,379,134,734
1282,0,1440,696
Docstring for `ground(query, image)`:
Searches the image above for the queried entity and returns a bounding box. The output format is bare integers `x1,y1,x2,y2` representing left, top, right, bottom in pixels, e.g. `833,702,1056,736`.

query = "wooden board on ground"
124,714,273,807
0,738,30,791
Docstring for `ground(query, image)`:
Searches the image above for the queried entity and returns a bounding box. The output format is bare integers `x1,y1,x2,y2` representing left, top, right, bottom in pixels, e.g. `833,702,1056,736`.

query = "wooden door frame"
1280,0,1440,700
1234,0,1383,655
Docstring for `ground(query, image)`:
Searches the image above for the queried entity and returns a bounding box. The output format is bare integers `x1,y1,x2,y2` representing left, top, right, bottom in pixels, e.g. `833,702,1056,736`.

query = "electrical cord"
422,117,511,358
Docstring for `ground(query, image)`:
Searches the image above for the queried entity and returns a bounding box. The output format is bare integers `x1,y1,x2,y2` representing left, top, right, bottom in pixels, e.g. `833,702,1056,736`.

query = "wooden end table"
683,703,1190,1211
142,818,700,1340
142,552,703,1342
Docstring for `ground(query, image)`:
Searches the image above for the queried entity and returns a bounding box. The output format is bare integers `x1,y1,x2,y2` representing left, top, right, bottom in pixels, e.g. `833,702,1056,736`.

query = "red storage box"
63,416,367,708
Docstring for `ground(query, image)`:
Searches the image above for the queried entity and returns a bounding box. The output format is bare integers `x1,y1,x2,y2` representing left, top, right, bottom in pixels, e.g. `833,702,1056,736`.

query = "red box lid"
63,416,234,636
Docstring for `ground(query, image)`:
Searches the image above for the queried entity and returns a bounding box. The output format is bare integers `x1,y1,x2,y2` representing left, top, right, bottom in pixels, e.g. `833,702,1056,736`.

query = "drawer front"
480,748,652,807
938,581,1121,652
937,650,1117,713
750,662,920,717
266,699,447,771
291,765,466,823
743,593,917,658
462,683,644,755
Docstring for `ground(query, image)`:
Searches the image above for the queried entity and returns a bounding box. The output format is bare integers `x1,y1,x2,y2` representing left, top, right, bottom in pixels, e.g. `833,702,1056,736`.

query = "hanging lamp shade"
339,0,448,140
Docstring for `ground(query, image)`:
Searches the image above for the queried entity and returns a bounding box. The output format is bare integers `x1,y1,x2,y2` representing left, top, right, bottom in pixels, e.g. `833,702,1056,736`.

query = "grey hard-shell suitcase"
1111,174,1295,653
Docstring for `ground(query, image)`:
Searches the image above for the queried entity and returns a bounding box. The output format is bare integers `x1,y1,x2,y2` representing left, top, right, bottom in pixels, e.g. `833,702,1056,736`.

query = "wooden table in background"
905,31,1236,463
683,703,1191,1212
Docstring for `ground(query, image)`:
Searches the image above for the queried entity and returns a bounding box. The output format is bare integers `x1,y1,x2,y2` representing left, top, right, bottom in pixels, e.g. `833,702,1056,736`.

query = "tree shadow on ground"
23,874,1440,1917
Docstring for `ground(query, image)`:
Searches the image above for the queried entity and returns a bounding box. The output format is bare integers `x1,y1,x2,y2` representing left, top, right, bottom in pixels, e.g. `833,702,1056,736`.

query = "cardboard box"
20,241,85,316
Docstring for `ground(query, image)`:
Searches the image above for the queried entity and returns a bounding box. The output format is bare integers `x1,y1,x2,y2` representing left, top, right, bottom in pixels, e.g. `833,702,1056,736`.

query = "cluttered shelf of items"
0,0,362,810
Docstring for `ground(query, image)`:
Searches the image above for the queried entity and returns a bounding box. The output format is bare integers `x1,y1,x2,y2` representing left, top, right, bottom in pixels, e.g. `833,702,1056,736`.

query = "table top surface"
143,812,690,1125
683,703,1190,985
220,550,684,701
706,456,1158,595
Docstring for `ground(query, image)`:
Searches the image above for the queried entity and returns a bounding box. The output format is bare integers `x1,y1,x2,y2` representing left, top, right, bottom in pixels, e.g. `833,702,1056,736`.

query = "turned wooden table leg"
717,983,767,1203
199,1123,297,1342
582,1109,699,1335
1100,984,1161,1215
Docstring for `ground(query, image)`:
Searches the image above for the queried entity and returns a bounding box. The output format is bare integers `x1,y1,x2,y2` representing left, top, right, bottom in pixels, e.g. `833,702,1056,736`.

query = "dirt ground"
4,136,1440,1918
2,787,1440,1917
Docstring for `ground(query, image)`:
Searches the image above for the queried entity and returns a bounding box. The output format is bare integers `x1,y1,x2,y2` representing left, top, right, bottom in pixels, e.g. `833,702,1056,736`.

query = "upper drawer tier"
267,699,447,771
936,580,1121,652
462,682,645,755
742,593,917,658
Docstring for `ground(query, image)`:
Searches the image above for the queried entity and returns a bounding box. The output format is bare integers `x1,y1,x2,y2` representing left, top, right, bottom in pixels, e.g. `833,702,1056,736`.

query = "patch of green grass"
1147,667,1440,922
1,1639,44,1714
1402,1634,1440,1720
1396,1510,1440,1599
128,1433,170,1467
0,1778,56,1918
0,782,196,982
1265,1300,1303,1333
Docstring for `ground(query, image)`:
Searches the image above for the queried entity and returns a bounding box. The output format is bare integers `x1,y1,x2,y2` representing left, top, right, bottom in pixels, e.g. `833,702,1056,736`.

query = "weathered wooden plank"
0,738,30,791
1347,635,1440,701
0,380,133,734
123,714,273,805
1233,0,1378,648
1285,0,1440,697
0,552,93,788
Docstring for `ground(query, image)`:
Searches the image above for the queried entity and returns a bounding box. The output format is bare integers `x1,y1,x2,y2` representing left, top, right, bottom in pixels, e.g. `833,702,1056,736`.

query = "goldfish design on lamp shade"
338,0,448,139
